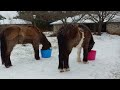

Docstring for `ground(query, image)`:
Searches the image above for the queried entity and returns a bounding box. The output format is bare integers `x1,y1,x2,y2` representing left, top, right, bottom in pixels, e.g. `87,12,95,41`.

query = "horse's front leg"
83,47,89,64
35,49,40,60
77,47,82,62
32,43,40,60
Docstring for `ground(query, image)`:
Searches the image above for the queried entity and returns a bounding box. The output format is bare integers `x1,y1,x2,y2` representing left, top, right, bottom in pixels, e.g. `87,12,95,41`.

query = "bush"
33,19,52,31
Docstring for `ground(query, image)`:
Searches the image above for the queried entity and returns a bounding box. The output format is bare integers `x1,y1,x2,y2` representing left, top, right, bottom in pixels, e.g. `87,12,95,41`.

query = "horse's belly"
23,39,32,44
18,35,29,44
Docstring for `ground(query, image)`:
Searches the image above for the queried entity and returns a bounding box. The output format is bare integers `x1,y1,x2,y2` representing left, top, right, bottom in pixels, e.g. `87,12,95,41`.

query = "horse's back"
3,25,21,40
20,25,40,37
57,24,79,39
2,25,40,43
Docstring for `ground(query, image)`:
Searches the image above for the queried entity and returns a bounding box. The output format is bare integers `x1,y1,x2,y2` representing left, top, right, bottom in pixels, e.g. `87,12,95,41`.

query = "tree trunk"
93,23,97,35
97,21,103,35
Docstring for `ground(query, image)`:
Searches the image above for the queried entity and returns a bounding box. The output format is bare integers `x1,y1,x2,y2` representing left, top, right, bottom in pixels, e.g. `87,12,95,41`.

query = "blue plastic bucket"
41,49,52,58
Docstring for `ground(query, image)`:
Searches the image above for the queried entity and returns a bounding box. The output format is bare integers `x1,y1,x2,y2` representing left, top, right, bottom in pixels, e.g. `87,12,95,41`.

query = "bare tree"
16,11,87,23
87,11,119,35
0,15,6,20
15,11,91,32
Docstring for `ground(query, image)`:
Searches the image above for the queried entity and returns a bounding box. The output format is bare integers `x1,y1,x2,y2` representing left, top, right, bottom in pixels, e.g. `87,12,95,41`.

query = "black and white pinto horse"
57,24,95,72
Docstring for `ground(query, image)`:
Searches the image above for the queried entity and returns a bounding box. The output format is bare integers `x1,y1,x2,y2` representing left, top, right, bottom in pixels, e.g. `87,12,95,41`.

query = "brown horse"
0,25,51,68
57,24,95,72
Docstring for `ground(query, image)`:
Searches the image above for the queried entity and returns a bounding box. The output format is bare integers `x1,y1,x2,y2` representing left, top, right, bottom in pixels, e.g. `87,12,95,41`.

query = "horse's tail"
0,31,6,64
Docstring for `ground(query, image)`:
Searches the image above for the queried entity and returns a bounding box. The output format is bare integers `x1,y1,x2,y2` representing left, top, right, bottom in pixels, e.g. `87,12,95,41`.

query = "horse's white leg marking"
76,32,85,62
83,61,89,64
59,69,64,72
64,68,70,72
59,68,70,72
77,47,82,62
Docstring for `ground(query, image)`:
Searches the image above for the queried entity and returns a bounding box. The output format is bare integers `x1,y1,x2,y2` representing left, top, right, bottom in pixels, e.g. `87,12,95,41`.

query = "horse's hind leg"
58,54,64,72
4,40,16,68
64,54,70,72
4,50,13,68
1,36,6,65
1,48,5,65
4,52,12,68
1,43,6,65
32,43,40,60
58,48,72,72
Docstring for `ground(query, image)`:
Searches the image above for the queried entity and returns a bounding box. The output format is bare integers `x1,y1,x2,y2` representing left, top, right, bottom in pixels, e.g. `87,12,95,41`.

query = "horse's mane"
27,25,41,33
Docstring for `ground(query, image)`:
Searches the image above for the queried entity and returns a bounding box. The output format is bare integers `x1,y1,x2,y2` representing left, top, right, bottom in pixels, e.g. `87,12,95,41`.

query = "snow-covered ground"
0,32,120,79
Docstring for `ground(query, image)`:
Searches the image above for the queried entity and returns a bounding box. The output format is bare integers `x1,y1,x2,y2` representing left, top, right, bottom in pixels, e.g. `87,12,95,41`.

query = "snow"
0,11,18,19
50,15,94,25
50,14,98,25
0,11,32,24
50,16,79,25
0,19,32,24
109,15,120,22
0,32,120,79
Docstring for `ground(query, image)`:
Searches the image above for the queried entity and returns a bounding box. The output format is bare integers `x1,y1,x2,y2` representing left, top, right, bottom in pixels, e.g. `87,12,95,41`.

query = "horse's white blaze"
76,31,85,62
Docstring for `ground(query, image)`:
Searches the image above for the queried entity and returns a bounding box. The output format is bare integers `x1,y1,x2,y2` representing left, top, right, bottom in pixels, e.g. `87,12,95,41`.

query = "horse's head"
88,41,95,52
88,36,95,52
40,33,51,50
42,40,51,50
33,26,52,50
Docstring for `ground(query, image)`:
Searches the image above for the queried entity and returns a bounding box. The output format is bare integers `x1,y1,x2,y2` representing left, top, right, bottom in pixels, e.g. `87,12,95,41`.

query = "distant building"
106,16,120,35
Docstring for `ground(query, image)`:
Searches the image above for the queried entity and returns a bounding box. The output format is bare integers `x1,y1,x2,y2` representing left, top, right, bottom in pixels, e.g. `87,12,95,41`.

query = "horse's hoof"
5,64,12,68
5,65,11,68
77,60,81,63
59,69,64,73
77,58,81,62
36,58,40,60
64,68,70,72
2,63,5,65
83,61,89,64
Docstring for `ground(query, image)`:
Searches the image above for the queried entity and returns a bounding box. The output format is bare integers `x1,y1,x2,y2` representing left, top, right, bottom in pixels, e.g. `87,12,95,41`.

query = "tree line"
12,11,120,35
